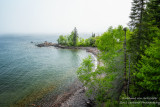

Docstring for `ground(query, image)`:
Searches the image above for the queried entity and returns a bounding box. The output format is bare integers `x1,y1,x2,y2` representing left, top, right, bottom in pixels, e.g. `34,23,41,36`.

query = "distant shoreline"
35,41,99,56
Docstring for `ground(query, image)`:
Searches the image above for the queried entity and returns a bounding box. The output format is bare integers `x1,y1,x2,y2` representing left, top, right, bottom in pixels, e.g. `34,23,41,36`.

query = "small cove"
0,35,90,106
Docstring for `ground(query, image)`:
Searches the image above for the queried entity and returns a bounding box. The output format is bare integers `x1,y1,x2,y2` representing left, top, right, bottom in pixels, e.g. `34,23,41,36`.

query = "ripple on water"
0,36,89,107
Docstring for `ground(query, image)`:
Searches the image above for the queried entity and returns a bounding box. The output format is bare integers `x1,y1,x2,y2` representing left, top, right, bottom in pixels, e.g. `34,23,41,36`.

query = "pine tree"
141,0,160,43
145,0,160,28
128,0,160,97
128,0,147,63
92,33,95,37
129,0,146,29
73,27,78,46
136,38,160,96
135,1,160,96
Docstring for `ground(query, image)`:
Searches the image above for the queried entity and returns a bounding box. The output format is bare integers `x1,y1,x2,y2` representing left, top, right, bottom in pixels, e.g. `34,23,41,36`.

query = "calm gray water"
0,35,89,106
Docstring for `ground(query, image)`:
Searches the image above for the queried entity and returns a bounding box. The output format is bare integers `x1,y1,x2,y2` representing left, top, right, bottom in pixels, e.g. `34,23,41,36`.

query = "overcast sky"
0,0,132,35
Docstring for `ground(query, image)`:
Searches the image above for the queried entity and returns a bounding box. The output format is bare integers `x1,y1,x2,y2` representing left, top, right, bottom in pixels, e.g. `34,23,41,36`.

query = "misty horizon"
0,0,132,35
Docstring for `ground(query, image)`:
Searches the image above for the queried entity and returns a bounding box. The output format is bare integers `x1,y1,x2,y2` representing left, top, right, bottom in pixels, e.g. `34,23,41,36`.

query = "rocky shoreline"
35,41,98,107
34,79,95,107
35,41,99,56
54,80,95,107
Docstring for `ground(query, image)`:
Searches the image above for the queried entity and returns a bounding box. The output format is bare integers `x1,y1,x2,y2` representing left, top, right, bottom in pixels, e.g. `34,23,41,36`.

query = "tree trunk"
123,28,127,95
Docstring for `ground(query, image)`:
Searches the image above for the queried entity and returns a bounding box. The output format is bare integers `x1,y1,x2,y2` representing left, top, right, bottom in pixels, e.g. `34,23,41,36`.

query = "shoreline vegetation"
35,40,99,106
34,3,160,105
34,45,99,107
36,41,99,56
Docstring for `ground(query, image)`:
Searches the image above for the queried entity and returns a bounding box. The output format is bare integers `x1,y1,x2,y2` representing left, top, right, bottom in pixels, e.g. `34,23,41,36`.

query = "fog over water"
0,0,132,35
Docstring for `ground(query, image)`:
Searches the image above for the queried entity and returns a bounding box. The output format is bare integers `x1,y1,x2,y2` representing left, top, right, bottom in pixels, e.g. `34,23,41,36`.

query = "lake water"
0,35,89,106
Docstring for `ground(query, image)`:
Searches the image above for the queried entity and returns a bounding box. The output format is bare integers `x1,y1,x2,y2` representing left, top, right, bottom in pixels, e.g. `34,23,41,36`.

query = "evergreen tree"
68,31,74,46
73,27,78,46
141,0,160,43
142,0,160,39
129,0,160,63
128,0,160,97
136,38,160,96
128,0,147,63
145,0,160,28
129,0,146,29
92,33,95,37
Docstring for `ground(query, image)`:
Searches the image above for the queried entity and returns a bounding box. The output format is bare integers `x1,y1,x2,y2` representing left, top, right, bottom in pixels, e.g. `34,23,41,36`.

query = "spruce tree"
129,0,146,29
145,0,160,28
136,38,160,97
92,33,95,37
73,27,78,46
135,0,160,96
128,0,147,63
128,0,160,97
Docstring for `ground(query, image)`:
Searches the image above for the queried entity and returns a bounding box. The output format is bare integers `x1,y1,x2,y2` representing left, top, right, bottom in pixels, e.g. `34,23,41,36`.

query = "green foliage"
57,0,160,105
135,38,160,95
96,26,125,52
128,0,148,65
57,28,97,47
82,37,96,47
103,100,119,107
144,0,160,28
128,0,160,99
57,28,77,46
67,31,74,46
73,27,78,46
77,55,94,85
77,26,126,104
77,37,85,46
129,0,146,29
128,0,160,63
95,25,130,67
57,35,67,45
77,0,160,104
